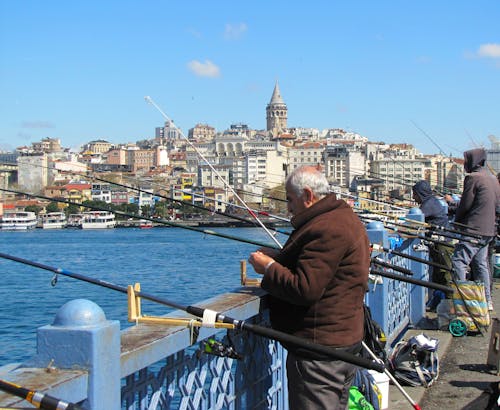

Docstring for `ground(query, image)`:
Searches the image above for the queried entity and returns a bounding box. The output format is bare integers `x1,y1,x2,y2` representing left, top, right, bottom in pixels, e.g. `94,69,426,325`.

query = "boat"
0,211,38,230
81,211,116,229
40,212,67,229
139,219,153,229
67,213,84,228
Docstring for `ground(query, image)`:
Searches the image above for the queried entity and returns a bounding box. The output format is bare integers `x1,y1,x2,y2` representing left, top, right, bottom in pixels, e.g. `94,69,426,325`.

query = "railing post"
365,221,390,333
406,208,428,325
29,299,120,410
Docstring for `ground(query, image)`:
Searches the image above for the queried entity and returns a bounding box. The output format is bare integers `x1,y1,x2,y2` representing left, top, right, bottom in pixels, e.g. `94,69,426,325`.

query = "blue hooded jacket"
412,180,448,227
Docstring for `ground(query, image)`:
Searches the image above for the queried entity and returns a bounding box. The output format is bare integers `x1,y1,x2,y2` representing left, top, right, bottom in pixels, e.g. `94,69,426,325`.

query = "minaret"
266,81,287,137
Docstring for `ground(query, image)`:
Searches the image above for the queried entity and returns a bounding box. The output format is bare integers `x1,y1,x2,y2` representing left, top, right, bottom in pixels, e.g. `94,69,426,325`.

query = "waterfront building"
64,182,92,204
91,183,112,203
17,153,49,194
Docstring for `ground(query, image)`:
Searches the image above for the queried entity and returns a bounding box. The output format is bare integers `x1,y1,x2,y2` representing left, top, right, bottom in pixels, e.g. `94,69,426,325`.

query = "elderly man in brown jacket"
249,165,370,410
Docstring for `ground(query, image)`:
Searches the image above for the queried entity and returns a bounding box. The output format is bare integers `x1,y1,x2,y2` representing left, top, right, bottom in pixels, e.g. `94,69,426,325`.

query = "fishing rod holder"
127,283,234,345
240,260,261,287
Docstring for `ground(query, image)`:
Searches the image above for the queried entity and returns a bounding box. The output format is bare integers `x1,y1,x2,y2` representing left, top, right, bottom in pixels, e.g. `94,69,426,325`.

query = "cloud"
477,43,500,58
224,23,247,40
21,121,55,129
187,60,221,78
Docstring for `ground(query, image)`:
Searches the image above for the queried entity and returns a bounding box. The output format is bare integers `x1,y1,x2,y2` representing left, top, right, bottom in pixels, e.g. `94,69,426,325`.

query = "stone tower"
266,81,287,137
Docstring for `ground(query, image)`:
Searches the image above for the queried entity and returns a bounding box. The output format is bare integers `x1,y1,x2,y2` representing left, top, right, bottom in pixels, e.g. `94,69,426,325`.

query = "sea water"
0,227,285,367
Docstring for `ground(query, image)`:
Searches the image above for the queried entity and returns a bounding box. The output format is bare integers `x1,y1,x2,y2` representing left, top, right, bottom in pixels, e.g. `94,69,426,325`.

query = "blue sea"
0,227,286,367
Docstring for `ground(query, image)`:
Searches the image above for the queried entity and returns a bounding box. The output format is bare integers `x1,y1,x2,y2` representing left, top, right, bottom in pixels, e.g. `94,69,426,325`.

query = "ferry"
81,211,116,229
40,212,67,229
67,213,84,228
0,211,38,230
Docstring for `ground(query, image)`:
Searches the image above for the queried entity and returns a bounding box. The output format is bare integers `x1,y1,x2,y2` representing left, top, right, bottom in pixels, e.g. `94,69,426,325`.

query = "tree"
24,205,42,214
46,202,60,213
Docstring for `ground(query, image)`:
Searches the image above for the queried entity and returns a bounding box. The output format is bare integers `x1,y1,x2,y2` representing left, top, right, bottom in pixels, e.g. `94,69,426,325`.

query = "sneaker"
488,301,494,311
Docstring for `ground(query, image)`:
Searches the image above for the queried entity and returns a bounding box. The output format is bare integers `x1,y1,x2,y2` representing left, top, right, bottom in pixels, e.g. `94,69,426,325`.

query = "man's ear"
303,187,314,204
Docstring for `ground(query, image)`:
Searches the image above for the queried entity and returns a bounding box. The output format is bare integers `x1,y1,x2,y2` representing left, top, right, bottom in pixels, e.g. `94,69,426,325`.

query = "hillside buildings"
0,81,494,214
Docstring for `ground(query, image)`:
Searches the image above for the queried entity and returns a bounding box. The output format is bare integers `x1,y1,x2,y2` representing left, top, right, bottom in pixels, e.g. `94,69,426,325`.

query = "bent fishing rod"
0,187,279,250
0,251,383,372
145,96,283,250
0,379,82,410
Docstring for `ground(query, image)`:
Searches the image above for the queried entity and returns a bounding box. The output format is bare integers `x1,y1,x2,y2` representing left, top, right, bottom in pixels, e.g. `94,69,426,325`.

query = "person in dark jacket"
248,165,370,410
451,148,500,310
412,180,449,228
412,180,451,306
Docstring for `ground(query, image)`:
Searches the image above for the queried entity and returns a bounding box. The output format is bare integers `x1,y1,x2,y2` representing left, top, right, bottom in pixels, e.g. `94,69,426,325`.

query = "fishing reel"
199,337,243,360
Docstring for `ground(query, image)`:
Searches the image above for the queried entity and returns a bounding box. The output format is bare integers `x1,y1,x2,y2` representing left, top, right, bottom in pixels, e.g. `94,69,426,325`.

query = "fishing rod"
0,379,83,410
381,219,486,246
0,187,280,250
370,259,413,276
0,251,384,372
145,96,283,250
382,225,455,249
358,213,483,244
2,185,440,278
79,173,291,234
370,243,451,272
174,188,290,223
370,269,454,294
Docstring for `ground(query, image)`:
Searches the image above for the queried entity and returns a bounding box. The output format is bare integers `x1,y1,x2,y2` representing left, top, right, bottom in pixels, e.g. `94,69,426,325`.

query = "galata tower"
266,81,287,137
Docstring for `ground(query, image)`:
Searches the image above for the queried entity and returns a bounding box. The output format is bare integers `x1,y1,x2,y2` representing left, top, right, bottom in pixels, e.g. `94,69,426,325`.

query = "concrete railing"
0,208,430,409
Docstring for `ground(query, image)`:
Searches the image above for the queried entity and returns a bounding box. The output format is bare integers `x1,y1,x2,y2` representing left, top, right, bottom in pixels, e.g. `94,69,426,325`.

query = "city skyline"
1,1,499,156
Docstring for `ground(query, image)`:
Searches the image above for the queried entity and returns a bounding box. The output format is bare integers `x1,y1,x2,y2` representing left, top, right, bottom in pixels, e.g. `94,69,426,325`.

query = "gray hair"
286,166,330,199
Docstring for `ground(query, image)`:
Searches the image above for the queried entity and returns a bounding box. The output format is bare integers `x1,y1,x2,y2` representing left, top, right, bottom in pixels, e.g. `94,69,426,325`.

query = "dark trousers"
286,343,360,410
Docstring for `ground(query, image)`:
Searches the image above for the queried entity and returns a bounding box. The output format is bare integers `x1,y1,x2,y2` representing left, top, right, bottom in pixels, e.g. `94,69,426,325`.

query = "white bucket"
368,369,390,409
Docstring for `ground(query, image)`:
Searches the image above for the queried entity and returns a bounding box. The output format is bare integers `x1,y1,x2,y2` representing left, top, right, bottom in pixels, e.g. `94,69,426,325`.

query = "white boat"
41,212,67,229
0,211,38,230
81,211,116,229
67,213,84,228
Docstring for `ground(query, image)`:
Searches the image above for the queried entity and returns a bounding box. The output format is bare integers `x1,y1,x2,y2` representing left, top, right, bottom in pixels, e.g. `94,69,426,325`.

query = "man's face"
286,184,307,216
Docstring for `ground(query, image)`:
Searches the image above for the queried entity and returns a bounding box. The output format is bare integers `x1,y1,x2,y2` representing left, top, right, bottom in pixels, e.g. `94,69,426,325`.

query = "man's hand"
248,251,275,275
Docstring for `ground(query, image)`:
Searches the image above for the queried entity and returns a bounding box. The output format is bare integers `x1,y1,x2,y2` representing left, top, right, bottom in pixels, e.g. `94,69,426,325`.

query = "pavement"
386,279,500,410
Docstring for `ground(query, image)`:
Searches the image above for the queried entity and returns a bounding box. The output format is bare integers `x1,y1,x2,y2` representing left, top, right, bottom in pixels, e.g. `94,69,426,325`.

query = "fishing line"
145,96,283,249
0,251,383,372
0,187,280,250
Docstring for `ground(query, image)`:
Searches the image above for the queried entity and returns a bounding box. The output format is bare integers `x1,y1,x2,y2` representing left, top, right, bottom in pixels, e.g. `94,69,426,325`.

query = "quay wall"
0,209,430,409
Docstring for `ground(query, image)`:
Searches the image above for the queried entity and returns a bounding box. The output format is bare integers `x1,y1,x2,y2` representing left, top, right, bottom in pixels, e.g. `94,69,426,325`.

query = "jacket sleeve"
261,229,346,306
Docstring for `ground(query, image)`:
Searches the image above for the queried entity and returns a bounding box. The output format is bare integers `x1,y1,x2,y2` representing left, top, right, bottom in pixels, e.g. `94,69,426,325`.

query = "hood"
464,148,486,173
412,180,433,202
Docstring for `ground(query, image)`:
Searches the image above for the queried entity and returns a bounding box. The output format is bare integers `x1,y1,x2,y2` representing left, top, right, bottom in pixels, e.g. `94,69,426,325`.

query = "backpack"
350,368,381,410
362,304,387,364
389,333,439,387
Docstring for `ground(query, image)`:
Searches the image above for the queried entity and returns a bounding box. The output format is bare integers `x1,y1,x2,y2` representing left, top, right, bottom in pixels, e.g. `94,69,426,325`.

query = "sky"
1,1,499,156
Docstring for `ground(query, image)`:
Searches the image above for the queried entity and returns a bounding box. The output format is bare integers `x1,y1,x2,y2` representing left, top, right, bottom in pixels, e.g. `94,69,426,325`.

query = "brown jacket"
261,193,370,354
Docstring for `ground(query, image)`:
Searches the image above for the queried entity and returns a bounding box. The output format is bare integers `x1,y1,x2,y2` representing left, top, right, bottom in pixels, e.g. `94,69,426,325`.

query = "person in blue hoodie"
412,180,449,228
412,180,451,308
450,148,500,311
